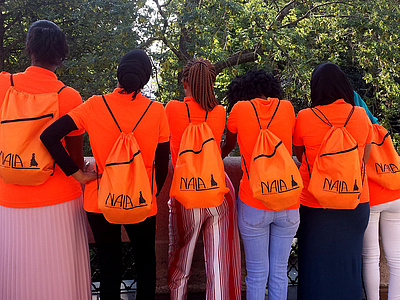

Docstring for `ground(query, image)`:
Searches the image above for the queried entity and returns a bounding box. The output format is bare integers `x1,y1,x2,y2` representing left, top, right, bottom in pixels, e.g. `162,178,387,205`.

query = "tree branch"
214,47,264,74
275,0,296,24
277,1,356,29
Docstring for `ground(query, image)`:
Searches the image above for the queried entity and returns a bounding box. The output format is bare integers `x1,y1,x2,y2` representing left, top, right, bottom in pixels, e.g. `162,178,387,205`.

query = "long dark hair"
26,20,68,66
310,63,354,107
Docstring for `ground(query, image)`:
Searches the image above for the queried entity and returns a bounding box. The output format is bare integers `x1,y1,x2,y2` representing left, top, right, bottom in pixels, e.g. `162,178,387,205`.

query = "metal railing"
90,239,299,292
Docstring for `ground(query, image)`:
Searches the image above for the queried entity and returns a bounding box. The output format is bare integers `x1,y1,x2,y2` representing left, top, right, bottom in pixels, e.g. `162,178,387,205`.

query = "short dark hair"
26,20,68,66
226,69,283,112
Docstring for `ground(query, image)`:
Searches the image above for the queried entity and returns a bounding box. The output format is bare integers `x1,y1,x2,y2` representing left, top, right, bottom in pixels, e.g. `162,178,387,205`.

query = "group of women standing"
0,19,399,300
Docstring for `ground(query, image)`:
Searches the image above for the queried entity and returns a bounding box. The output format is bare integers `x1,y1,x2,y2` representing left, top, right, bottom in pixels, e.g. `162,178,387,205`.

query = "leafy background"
1,0,399,152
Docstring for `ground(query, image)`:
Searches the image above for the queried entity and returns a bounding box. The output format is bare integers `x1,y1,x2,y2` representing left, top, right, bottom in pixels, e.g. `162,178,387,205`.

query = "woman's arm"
293,145,305,163
40,115,96,184
155,141,170,196
221,129,238,159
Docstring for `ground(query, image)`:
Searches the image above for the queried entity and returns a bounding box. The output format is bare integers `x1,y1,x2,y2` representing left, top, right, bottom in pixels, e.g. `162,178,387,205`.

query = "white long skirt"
0,195,91,300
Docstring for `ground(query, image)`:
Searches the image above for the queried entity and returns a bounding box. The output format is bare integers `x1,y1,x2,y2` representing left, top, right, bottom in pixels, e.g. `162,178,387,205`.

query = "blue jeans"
237,198,299,300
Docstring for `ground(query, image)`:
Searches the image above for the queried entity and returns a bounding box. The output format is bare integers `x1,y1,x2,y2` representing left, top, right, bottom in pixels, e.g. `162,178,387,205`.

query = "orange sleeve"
156,102,170,143
293,110,306,146
58,87,85,137
226,104,239,133
68,96,96,131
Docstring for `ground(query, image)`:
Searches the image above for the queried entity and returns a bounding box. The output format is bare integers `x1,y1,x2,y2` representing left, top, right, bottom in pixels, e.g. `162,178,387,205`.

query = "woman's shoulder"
212,103,226,114
165,99,182,112
280,99,295,109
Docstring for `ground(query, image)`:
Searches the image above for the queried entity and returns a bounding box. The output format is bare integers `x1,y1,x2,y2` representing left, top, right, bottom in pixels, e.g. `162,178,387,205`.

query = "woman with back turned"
41,49,170,299
166,58,241,300
293,63,372,299
222,69,300,300
0,20,91,300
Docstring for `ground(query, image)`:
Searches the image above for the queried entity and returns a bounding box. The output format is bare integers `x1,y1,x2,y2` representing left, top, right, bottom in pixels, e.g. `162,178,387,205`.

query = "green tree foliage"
0,0,152,99
1,0,399,133
151,0,400,129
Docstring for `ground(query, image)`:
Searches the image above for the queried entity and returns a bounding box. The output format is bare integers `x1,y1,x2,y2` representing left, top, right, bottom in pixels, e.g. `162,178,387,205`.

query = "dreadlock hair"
182,58,219,112
226,69,283,112
26,20,68,66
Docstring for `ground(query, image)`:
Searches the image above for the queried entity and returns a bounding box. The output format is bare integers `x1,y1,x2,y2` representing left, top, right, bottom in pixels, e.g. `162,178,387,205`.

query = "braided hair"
182,58,218,112
26,20,68,66
226,69,283,112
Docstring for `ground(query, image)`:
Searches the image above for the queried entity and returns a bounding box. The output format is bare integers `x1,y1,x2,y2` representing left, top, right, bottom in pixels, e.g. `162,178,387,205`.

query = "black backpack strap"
102,95,122,132
57,85,67,94
312,106,355,128
311,107,332,127
185,102,191,123
132,101,153,132
304,147,312,178
10,74,14,86
242,155,250,179
185,102,208,123
250,99,280,130
344,106,355,127
250,101,262,130
267,100,280,129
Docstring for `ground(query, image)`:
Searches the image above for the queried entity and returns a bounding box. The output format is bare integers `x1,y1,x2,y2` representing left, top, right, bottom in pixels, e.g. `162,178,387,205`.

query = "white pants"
363,198,400,300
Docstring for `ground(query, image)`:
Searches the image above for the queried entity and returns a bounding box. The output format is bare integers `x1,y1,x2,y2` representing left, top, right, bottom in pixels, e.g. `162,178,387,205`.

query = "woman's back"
0,67,83,208
165,97,226,167
294,99,373,207
227,97,297,210
68,90,169,213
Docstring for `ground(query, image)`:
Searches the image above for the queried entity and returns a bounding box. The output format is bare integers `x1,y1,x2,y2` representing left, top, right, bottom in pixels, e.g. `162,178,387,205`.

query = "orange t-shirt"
68,89,170,214
368,180,400,206
227,98,299,211
165,97,226,168
0,67,84,208
293,99,373,208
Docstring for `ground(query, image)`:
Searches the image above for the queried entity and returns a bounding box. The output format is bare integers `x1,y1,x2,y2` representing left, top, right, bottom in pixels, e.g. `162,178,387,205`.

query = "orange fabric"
0,67,84,208
293,99,373,208
368,179,400,206
98,129,153,224
68,89,169,214
227,98,299,211
0,86,59,185
170,119,229,208
165,97,226,167
366,124,400,190
307,109,363,209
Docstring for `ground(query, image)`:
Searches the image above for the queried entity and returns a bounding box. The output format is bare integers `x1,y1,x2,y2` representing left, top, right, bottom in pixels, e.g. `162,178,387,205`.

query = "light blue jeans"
237,198,300,300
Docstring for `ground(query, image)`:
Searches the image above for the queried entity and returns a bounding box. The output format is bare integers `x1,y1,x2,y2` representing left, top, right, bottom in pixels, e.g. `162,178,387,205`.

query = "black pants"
87,213,156,300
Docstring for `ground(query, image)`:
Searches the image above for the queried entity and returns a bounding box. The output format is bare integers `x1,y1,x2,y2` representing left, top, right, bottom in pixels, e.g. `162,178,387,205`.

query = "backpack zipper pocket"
1,113,54,124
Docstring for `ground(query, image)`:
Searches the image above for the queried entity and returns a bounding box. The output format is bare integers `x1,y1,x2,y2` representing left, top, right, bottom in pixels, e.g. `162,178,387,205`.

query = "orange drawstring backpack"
307,106,363,209
366,123,400,190
244,100,302,211
170,103,229,208
97,95,153,224
0,74,62,185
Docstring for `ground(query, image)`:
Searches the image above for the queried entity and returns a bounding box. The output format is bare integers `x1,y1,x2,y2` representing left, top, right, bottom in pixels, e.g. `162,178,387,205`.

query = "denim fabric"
237,198,299,300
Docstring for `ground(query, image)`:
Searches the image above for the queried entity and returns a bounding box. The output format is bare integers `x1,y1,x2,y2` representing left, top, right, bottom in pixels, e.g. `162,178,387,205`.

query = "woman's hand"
72,169,97,185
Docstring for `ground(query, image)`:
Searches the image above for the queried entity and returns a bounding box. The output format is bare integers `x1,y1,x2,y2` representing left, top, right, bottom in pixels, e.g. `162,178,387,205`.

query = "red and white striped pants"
168,175,241,300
